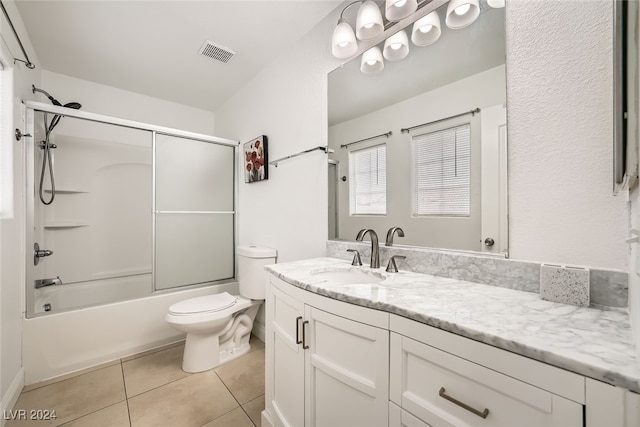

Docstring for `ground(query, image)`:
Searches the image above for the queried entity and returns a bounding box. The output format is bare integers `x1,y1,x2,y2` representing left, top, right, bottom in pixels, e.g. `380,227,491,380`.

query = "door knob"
484,238,495,247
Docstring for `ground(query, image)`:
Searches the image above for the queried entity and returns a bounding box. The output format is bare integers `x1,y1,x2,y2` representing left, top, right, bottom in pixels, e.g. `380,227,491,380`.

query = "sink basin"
310,268,384,284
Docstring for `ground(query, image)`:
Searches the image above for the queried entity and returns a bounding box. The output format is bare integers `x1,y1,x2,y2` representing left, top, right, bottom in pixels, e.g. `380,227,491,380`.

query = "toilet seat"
168,292,237,316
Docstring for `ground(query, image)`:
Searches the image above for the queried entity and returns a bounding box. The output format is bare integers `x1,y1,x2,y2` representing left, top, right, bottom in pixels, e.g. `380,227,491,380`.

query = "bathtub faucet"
35,276,63,289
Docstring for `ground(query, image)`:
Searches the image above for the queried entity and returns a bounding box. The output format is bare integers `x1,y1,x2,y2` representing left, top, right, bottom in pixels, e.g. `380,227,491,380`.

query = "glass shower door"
154,133,235,290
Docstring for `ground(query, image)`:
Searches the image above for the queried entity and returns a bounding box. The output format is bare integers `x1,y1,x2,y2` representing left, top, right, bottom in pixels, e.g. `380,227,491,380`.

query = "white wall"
40,71,215,135
328,65,506,250
507,0,628,270
215,11,341,264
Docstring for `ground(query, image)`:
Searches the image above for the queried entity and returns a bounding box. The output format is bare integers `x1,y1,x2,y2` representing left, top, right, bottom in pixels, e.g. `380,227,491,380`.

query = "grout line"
56,401,128,426
212,370,259,427
119,361,133,427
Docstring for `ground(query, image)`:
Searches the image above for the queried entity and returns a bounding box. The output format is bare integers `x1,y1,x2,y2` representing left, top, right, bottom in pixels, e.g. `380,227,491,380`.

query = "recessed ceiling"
15,0,341,112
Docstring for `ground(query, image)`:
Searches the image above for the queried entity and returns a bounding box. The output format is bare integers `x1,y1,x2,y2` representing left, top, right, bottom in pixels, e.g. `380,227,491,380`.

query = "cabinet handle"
439,387,489,419
295,316,303,345
302,320,310,350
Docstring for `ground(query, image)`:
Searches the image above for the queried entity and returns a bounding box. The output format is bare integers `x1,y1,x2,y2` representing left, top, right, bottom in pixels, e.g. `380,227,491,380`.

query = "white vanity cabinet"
265,275,390,427
264,270,640,427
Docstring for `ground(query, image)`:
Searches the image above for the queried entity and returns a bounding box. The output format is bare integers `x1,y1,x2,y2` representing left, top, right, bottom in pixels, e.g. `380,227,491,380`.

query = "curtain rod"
401,108,481,134
0,0,35,69
270,146,333,167
340,131,392,149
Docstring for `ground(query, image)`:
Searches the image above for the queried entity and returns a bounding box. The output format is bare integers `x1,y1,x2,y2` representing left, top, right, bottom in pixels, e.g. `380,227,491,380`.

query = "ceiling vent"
198,40,236,64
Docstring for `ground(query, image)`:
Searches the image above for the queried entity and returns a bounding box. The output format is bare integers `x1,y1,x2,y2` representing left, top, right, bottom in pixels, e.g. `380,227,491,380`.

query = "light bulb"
383,29,409,61
356,0,384,40
360,46,384,74
445,0,479,29
454,3,471,15
385,0,417,22
419,24,433,33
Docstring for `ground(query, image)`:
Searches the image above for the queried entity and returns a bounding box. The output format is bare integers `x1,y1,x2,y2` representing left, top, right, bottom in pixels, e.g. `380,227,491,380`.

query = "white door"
480,104,508,254
266,283,306,427
304,306,389,427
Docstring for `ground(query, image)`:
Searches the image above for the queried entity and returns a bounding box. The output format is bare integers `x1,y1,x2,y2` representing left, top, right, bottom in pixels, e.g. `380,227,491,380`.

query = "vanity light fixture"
383,29,410,61
445,0,480,29
487,0,505,8
411,10,441,47
385,0,418,22
356,0,384,40
360,46,384,74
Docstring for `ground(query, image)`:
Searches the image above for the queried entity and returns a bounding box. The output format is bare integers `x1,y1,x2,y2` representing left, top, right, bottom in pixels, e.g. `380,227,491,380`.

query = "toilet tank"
237,245,277,300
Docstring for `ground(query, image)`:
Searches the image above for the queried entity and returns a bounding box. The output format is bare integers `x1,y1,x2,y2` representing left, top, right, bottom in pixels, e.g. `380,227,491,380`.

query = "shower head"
32,85,82,133
32,84,61,106
64,102,82,110
32,85,82,111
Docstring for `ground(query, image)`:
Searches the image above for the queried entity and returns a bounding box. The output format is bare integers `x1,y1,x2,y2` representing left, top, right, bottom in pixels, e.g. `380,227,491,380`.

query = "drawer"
390,333,582,427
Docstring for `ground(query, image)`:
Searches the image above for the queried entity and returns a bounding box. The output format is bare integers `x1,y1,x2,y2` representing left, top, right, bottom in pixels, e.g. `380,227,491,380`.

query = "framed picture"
244,135,268,183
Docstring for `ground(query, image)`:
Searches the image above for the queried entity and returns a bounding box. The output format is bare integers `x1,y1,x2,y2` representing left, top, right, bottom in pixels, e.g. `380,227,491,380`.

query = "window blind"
349,144,386,215
412,124,470,216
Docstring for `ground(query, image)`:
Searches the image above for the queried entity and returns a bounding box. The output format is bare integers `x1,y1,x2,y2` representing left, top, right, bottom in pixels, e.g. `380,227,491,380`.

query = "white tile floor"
7,336,265,427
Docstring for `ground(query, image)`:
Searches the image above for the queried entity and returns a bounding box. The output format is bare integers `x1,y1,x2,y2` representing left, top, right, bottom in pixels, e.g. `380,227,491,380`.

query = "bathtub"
23,281,239,385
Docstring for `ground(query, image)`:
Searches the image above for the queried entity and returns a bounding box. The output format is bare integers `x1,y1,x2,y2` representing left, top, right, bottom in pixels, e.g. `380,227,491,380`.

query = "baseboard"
252,321,265,342
1,368,24,427
261,410,274,427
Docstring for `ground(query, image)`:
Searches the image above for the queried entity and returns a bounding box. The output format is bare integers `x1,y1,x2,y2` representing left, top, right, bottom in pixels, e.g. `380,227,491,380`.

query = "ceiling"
15,0,341,112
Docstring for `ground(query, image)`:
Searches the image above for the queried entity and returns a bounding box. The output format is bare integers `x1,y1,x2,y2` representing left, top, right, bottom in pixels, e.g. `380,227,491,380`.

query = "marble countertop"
266,257,639,393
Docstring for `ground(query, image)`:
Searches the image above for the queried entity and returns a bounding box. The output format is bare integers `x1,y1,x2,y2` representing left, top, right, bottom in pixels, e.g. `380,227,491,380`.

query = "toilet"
166,245,277,373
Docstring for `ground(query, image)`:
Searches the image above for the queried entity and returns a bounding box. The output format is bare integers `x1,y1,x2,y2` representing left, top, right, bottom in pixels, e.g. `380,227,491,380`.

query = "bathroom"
0,0,639,426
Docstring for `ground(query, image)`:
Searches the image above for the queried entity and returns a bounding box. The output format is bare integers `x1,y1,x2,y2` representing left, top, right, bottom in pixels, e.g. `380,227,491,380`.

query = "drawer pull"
295,316,303,345
439,387,489,419
302,320,310,349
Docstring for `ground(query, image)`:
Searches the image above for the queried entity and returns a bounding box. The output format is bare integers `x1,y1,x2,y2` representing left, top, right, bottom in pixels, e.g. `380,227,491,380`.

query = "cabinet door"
390,402,431,427
305,306,389,427
390,333,582,427
266,282,305,427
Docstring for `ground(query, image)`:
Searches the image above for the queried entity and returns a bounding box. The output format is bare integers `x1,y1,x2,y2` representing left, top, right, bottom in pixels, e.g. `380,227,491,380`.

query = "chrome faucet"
34,276,63,289
356,229,380,268
385,227,405,246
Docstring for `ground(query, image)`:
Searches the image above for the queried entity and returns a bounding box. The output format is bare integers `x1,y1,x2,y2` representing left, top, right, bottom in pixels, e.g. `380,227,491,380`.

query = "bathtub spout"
35,276,63,289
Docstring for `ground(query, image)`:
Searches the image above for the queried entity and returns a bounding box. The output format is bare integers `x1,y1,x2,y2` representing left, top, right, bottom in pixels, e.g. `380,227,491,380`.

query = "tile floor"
6,336,265,427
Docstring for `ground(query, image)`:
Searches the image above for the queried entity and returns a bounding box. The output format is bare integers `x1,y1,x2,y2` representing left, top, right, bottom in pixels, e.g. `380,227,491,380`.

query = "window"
412,124,470,216
349,144,386,215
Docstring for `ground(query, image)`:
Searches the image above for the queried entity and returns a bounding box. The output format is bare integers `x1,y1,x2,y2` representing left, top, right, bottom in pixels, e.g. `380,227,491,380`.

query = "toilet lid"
168,292,237,315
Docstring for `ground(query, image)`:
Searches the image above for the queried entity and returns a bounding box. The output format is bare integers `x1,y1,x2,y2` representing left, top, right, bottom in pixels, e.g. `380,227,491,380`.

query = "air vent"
198,40,236,64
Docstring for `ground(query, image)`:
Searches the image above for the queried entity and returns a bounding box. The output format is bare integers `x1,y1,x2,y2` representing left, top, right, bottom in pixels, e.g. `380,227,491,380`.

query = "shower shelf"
44,221,89,229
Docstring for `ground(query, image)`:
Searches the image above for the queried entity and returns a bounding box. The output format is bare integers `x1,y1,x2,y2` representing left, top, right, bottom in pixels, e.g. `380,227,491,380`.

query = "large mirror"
328,0,507,256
